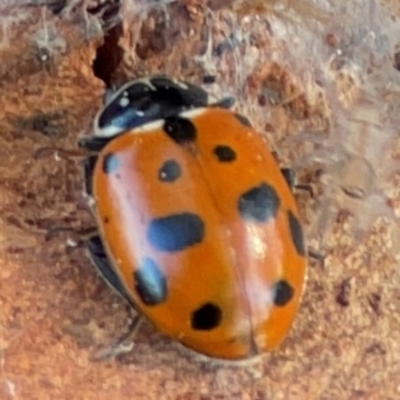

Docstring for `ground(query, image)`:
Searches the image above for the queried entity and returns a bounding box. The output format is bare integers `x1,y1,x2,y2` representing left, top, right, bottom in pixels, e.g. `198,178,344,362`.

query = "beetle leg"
281,167,314,197
308,249,325,267
280,167,296,190
33,146,93,161
90,312,144,361
44,226,98,246
85,235,133,304
294,184,314,198
78,136,114,152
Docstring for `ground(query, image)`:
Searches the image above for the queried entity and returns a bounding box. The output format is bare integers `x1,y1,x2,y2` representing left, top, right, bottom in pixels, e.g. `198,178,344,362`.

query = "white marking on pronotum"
180,107,208,119
93,77,157,137
124,108,208,135
119,96,130,108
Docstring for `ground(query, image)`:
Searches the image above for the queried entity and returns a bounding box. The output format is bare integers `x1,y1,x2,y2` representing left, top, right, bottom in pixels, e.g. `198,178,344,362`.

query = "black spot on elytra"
288,211,305,256
147,213,205,251
163,116,197,144
234,113,252,127
158,159,181,182
213,145,236,162
134,258,167,306
238,182,280,222
191,303,222,330
102,153,119,174
272,280,294,306
103,216,110,224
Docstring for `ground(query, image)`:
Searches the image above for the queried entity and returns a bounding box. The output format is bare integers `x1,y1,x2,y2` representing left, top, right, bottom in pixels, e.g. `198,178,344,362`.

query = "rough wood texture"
1,1,400,399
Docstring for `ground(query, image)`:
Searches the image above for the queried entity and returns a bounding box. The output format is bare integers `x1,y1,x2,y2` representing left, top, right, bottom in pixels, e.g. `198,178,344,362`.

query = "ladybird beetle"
80,76,307,361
